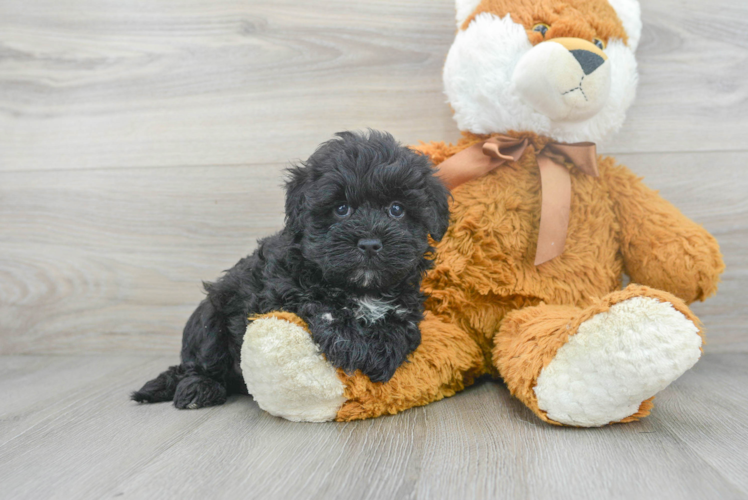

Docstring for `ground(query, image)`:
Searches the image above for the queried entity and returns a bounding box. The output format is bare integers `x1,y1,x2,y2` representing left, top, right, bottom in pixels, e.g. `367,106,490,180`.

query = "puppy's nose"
357,238,383,257
570,49,605,75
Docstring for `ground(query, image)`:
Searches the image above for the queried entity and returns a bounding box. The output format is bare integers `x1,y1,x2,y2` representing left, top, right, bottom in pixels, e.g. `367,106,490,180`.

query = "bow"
435,135,598,265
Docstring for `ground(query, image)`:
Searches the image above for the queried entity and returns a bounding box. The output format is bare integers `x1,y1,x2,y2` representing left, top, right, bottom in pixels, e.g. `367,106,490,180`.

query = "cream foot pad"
241,316,346,422
534,297,702,427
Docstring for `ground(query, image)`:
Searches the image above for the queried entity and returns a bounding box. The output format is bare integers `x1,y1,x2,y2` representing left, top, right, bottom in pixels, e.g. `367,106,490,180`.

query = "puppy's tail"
131,365,186,404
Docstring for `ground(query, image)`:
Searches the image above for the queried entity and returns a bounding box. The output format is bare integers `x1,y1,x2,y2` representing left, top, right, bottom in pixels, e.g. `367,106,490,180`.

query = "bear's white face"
444,2,640,144
512,37,612,123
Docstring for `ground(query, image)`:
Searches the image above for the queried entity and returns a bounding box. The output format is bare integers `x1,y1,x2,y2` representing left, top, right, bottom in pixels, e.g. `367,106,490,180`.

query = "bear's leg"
493,284,704,427
241,311,485,422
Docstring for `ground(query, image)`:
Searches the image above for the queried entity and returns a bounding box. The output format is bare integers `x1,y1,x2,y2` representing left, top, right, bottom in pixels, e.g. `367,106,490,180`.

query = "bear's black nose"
357,238,383,257
570,49,605,75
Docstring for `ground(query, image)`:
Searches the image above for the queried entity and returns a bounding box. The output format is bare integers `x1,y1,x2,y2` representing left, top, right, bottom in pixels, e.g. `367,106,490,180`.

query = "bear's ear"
455,0,482,28
284,165,310,233
607,0,642,51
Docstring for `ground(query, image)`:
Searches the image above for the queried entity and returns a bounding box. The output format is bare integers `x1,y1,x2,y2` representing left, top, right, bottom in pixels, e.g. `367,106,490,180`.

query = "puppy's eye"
388,203,405,219
532,23,549,37
593,38,605,50
333,203,352,218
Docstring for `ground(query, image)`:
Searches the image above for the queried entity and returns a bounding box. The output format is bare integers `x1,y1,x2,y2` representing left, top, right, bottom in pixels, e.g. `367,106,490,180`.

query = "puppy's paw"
173,375,227,409
242,313,346,422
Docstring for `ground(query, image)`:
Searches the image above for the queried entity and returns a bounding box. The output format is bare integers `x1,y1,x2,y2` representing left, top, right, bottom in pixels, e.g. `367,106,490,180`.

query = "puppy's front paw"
309,313,418,384
241,313,346,422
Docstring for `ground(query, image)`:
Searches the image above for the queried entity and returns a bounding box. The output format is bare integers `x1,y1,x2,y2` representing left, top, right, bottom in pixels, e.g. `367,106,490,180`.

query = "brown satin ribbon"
436,135,598,266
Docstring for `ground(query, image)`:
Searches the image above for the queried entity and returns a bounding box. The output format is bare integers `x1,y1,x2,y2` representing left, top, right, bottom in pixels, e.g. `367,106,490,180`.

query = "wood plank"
0,0,459,172
0,163,287,354
1,0,747,174
1,353,744,499
408,377,747,500
115,398,426,500
1,151,744,354
652,353,748,494
612,0,748,155
0,355,223,500
0,355,161,446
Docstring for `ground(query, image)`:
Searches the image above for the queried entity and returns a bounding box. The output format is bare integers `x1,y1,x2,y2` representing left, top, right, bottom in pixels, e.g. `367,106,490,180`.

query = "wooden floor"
1,0,747,498
0,353,745,499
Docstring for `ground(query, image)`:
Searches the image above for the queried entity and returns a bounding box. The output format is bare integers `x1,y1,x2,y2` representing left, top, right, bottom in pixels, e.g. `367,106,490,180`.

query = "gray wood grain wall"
1,0,746,355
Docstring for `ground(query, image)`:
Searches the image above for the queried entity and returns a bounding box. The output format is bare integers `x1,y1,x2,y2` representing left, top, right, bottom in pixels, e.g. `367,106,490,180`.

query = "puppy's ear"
284,165,310,233
424,169,451,242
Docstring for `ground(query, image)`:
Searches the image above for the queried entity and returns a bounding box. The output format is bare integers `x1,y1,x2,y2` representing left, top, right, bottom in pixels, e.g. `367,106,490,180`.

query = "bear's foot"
241,311,485,422
241,313,346,422
533,296,702,426
495,285,704,427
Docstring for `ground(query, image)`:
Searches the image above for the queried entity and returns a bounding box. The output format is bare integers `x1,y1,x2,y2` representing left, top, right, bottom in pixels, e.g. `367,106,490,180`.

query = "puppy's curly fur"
132,131,450,409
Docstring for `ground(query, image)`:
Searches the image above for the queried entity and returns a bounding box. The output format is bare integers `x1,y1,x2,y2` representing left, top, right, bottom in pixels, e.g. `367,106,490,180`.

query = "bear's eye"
593,38,605,50
334,203,352,218
532,23,549,37
388,202,405,219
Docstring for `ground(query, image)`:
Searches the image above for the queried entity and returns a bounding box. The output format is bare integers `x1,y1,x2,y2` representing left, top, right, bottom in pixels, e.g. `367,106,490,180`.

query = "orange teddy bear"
240,0,724,426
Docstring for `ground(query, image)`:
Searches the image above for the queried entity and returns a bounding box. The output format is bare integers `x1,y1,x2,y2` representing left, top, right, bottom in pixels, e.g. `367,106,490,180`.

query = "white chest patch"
354,296,408,325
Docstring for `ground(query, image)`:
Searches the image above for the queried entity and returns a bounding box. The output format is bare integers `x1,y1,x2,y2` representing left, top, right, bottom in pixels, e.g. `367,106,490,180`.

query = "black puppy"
132,130,450,409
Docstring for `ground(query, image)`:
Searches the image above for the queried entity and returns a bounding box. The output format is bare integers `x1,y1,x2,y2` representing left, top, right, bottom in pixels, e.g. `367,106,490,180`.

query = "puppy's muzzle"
512,37,611,123
357,238,383,259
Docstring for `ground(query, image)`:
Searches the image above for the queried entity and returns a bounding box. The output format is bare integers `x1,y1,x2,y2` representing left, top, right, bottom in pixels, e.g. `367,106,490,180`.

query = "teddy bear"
239,0,724,426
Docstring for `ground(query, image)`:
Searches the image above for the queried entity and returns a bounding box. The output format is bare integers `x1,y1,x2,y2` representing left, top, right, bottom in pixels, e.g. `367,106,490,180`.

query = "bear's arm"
601,158,724,304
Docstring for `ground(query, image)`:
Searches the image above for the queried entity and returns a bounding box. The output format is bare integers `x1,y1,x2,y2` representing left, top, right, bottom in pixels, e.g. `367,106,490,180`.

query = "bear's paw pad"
534,297,701,427
241,317,346,422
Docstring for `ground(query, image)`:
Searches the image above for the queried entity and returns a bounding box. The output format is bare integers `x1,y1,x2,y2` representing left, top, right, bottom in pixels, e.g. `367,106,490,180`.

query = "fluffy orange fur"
463,0,628,46
331,132,722,423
